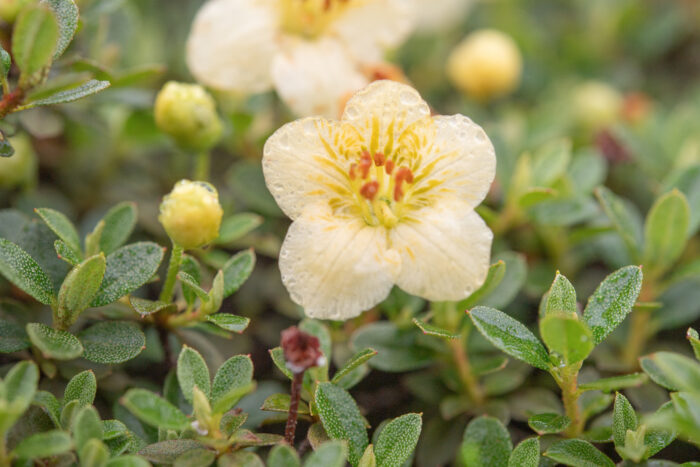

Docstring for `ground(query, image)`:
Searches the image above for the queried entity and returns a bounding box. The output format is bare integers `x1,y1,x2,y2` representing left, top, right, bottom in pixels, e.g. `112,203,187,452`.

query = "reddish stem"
0,87,24,119
284,372,304,445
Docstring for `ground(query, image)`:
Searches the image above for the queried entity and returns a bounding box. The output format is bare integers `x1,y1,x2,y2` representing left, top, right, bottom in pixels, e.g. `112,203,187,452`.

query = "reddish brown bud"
280,326,324,374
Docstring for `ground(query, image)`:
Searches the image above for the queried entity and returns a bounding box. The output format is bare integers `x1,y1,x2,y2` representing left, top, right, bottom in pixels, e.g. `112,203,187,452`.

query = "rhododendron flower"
186,0,413,118
263,81,495,320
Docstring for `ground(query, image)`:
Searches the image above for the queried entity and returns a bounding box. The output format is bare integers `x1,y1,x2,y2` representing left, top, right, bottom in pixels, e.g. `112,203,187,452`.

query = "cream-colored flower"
263,80,495,320
410,0,473,33
186,0,413,117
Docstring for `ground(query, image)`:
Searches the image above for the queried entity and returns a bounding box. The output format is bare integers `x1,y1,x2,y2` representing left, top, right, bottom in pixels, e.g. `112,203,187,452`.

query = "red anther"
360,181,379,200
373,151,386,166
395,167,414,184
349,163,357,180
359,151,372,179
385,160,395,174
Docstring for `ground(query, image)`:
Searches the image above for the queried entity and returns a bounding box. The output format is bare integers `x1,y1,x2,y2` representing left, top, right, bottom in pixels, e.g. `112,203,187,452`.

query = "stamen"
349,163,357,180
393,167,414,201
359,151,372,179
372,151,386,166
385,160,395,174
360,181,379,200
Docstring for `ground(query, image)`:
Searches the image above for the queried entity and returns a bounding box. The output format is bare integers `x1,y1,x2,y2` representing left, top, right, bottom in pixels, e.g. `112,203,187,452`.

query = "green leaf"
57,254,106,327
640,351,700,392
65,370,97,406
173,448,216,467
40,0,78,58
269,346,293,379
106,456,151,467
595,186,643,261
688,328,700,360
55,239,81,266
458,416,512,467
457,260,506,309
98,202,137,255
315,382,369,466
358,445,377,467
121,388,189,430
138,439,203,463
4,360,39,413
531,138,572,186
613,393,637,449
0,320,30,352
179,254,201,306
268,444,300,467
12,429,72,460
0,238,54,305
73,405,103,450
200,269,223,315
468,306,551,370
544,439,614,467
210,380,255,414
12,5,59,84
544,273,577,316
0,47,10,78
517,187,557,209
540,313,593,364
643,190,690,276
332,348,377,384
374,413,421,467
481,252,527,309
205,313,250,334
90,242,164,307
35,207,81,256
177,345,211,403
78,321,145,364
177,271,209,302
79,438,110,467
27,322,83,359
261,393,310,414
211,354,253,412
412,318,459,339
216,213,263,244
579,373,648,392
27,78,110,108
34,390,61,427
528,413,571,435
583,265,643,345
351,322,434,372
129,297,174,317
85,220,105,257
222,248,256,298
508,438,539,467
304,440,348,467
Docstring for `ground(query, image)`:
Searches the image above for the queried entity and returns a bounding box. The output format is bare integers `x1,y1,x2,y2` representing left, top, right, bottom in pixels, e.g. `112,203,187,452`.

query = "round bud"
446,29,522,101
154,81,223,152
158,180,223,249
0,133,36,189
573,81,622,131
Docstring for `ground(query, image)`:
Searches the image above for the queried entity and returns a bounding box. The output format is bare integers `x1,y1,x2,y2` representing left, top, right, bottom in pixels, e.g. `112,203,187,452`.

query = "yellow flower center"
279,0,360,38
346,149,415,228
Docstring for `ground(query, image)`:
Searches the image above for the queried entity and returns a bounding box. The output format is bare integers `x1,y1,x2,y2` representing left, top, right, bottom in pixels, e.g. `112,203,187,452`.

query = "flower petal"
391,201,492,301
341,80,431,156
279,206,398,320
330,0,414,62
263,117,363,220
186,0,279,93
410,0,473,33
271,38,368,118
410,114,496,209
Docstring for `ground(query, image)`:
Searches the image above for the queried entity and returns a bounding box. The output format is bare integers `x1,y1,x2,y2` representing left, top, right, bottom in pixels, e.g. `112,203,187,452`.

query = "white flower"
410,0,473,33
186,0,413,118
263,80,495,320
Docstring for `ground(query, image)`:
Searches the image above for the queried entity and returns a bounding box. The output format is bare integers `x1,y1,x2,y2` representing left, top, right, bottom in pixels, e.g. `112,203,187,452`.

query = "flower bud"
0,133,36,189
573,81,622,131
154,81,223,152
158,180,223,249
446,29,522,101
281,326,324,374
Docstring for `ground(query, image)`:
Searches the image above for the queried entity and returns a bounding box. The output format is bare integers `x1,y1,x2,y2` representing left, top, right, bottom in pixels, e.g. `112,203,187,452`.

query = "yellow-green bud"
158,180,223,249
0,0,31,23
573,81,622,131
446,29,522,101
0,133,36,189
154,81,223,152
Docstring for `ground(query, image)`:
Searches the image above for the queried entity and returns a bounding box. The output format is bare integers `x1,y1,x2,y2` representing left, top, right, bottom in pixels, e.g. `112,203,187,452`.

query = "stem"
621,308,651,370
0,433,9,467
449,335,485,406
159,243,183,303
0,87,24,119
194,150,210,181
558,367,584,437
285,372,304,445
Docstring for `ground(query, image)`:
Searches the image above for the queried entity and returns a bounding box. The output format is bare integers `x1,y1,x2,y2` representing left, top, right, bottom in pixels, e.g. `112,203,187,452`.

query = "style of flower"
263,80,496,320
186,0,413,118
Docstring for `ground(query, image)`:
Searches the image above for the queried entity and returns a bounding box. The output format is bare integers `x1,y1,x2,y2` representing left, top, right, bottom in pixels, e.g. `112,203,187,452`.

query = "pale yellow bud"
0,134,36,189
154,81,223,152
158,180,223,249
446,29,522,101
573,81,622,131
